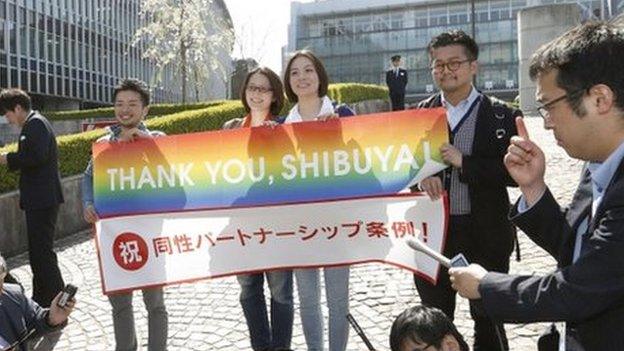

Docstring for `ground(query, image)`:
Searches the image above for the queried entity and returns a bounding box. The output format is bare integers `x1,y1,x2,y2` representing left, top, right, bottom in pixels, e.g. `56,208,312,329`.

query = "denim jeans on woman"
238,270,294,350
295,266,350,351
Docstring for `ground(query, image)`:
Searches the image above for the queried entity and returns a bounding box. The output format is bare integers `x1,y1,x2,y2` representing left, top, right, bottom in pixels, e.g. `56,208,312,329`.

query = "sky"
223,0,311,74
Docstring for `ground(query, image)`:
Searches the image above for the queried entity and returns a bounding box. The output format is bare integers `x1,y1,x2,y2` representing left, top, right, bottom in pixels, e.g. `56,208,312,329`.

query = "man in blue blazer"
0,254,74,351
449,22,624,350
0,89,65,308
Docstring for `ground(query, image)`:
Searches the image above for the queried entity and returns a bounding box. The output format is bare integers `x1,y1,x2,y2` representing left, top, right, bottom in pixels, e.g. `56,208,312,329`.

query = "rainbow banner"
92,108,449,217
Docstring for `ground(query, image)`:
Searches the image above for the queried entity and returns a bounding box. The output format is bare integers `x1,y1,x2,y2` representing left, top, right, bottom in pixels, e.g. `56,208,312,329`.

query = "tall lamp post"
470,0,476,39
470,0,476,86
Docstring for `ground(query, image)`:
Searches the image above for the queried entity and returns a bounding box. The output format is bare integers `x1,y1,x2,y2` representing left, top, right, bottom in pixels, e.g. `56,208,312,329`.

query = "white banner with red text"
95,193,447,294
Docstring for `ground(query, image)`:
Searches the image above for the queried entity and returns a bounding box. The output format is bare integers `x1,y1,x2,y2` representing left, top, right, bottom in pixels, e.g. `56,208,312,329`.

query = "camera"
57,284,78,308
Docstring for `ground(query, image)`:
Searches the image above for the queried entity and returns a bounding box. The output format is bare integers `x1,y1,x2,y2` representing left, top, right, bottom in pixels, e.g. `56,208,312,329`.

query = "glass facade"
0,0,231,108
291,0,604,97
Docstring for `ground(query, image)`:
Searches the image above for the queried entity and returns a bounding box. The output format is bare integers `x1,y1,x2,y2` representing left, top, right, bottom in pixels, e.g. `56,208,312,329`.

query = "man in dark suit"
449,22,624,350
414,30,521,350
0,253,74,351
0,88,65,308
386,55,408,111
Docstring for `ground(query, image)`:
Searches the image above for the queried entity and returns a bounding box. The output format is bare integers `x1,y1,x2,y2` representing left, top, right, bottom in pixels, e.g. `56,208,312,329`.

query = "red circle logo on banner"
112,232,149,271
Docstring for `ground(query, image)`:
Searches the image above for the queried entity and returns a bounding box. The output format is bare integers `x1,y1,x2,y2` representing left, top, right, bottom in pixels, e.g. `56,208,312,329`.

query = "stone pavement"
5,117,585,350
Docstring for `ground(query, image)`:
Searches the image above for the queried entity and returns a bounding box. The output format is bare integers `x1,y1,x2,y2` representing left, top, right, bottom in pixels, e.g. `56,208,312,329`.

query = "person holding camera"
0,253,75,351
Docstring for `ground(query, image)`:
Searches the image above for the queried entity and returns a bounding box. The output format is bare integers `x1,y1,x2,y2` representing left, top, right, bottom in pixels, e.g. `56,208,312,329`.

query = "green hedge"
0,101,246,193
328,83,388,104
44,83,388,121
44,100,227,121
1,83,388,193
279,83,389,114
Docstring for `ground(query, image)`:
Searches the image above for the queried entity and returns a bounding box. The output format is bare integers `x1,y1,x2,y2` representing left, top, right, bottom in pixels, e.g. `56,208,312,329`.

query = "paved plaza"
5,117,585,350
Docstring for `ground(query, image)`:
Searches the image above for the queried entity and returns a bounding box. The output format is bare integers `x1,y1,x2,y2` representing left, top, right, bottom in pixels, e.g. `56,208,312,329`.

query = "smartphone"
450,253,469,267
57,284,78,308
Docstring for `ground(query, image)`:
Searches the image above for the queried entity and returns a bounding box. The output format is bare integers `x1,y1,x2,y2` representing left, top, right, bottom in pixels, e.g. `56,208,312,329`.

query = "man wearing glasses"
413,30,521,351
450,21,624,350
0,253,74,351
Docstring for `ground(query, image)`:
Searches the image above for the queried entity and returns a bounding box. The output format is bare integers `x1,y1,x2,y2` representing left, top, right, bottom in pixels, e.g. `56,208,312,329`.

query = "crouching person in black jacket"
0,253,75,351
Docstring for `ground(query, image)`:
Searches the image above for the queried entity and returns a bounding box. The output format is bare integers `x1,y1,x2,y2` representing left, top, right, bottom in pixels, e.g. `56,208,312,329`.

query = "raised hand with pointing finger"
503,117,546,206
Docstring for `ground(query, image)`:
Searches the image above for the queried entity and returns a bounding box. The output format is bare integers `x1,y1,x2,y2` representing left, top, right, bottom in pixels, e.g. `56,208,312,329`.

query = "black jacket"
386,68,408,95
481,161,624,350
6,111,64,210
416,93,520,260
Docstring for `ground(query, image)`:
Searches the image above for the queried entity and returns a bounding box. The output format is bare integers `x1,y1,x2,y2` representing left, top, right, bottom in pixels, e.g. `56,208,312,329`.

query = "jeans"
295,266,350,351
238,270,294,351
108,287,168,351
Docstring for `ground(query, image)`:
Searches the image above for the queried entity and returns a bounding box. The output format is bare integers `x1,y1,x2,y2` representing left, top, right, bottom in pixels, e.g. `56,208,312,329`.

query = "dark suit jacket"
6,111,64,210
416,94,520,262
386,68,408,95
0,284,62,351
480,161,624,350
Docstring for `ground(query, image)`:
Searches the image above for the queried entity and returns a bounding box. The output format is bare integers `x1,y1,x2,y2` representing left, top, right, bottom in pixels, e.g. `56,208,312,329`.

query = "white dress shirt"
441,86,481,131
284,96,334,124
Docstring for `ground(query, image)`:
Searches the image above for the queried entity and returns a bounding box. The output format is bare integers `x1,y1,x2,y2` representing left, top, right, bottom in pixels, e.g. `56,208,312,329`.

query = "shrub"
328,83,388,104
44,101,227,121
1,83,388,193
279,83,388,114
0,101,246,193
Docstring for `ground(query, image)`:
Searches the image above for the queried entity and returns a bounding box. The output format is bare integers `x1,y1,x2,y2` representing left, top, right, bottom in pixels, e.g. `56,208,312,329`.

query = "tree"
133,0,235,103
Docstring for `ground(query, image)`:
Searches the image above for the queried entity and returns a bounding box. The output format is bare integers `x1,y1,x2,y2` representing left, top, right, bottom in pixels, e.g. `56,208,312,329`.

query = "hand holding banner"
93,109,451,293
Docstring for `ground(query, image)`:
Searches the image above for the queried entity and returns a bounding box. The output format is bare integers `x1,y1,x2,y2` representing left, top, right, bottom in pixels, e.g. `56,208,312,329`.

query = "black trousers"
414,215,510,351
390,92,405,111
25,205,65,307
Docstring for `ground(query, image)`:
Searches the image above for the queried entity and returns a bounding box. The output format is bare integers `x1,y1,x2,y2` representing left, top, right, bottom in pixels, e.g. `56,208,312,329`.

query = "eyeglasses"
536,88,586,119
431,59,472,73
246,85,273,94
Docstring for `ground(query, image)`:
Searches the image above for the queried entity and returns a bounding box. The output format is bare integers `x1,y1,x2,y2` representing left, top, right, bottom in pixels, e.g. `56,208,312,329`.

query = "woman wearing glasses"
282,49,355,351
223,66,294,351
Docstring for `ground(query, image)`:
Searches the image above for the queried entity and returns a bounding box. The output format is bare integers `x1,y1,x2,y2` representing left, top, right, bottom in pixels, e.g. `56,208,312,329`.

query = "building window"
30,72,38,91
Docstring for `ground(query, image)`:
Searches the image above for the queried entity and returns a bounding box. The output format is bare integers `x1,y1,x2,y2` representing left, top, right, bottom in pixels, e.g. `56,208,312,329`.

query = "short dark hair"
0,88,32,115
113,78,150,106
390,305,469,351
283,50,329,103
240,66,285,116
529,21,624,116
427,30,479,61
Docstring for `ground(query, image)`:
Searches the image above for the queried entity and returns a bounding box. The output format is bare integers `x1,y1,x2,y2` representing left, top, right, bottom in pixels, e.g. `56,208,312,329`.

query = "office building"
288,0,617,100
0,0,233,110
